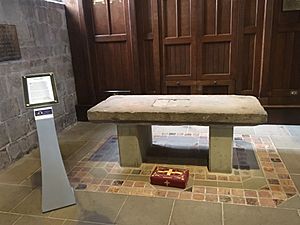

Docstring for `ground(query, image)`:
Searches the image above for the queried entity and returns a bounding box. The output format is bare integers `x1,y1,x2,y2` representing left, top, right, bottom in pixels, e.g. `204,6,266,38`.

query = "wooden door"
196,0,238,94
157,0,239,94
159,0,198,94
261,0,300,105
86,0,139,100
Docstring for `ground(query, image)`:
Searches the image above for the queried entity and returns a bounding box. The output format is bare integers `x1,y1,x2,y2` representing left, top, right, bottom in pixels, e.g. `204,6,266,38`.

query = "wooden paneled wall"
66,0,300,123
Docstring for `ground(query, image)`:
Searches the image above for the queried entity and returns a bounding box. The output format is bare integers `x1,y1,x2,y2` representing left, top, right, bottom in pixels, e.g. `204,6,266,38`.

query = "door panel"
179,0,191,36
89,0,138,100
197,0,237,84
93,1,109,34
165,80,197,94
160,0,197,93
202,42,230,75
197,80,235,95
217,0,231,34
135,0,156,94
95,42,133,90
237,0,264,96
165,44,191,77
204,0,216,35
110,0,126,34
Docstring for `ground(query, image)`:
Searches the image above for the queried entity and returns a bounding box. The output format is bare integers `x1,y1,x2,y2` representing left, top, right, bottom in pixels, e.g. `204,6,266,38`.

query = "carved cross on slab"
152,99,190,107
157,168,183,176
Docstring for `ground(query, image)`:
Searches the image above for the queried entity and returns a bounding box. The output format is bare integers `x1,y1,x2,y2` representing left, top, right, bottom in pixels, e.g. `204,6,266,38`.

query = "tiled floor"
0,122,299,225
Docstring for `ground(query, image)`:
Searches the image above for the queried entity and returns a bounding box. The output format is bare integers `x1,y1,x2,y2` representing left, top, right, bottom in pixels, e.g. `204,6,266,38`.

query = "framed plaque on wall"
283,0,300,11
0,24,21,62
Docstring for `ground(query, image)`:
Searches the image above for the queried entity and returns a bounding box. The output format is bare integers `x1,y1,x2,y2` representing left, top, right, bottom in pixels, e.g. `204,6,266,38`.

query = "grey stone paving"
50,192,127,224
224,204,300,225
170,200,222,225
277,148,300,174
116,196,174,225
292,175,300,191
286,126,300,136
0,184,32,211
255,125,291,136
271,136,300,150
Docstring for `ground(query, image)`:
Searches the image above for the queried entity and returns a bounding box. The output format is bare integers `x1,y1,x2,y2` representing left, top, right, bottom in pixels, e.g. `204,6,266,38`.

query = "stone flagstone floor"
0,122,299,225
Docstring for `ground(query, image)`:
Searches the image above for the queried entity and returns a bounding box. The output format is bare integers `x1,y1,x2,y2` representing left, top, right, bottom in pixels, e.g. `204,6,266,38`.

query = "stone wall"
0,0,77,169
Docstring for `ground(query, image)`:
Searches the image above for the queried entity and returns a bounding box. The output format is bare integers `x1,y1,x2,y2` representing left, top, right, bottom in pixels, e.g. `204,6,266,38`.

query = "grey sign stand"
34,106,76,213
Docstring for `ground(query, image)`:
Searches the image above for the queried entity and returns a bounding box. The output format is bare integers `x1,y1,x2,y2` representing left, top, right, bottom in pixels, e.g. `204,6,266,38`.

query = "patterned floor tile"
55,127,300,209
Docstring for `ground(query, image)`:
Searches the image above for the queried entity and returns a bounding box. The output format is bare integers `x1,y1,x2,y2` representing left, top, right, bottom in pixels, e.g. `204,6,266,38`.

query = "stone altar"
88,95,267,173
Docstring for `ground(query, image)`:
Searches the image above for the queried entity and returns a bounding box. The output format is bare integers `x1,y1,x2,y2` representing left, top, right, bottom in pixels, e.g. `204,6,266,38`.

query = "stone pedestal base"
209,125,233,173
117,124,152,167
117,124,234,173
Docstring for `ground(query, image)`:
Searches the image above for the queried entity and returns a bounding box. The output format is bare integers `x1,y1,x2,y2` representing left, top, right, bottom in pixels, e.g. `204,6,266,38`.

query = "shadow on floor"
89,136,119,162
147,144,209,166
88,135,260,170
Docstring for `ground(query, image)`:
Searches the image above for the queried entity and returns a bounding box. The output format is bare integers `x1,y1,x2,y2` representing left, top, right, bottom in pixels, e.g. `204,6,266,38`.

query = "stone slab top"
88,95,268,125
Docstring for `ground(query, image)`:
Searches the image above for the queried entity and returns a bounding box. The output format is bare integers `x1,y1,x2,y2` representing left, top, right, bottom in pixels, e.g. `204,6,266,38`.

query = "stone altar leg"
117,125,152,167
209,125,233,173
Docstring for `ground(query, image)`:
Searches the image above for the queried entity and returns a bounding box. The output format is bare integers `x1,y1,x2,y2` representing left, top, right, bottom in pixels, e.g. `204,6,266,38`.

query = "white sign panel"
22,73,58,108
27,76,55,105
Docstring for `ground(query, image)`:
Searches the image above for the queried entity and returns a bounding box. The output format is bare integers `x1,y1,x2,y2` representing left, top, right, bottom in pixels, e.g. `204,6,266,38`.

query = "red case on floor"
150,166,189,189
